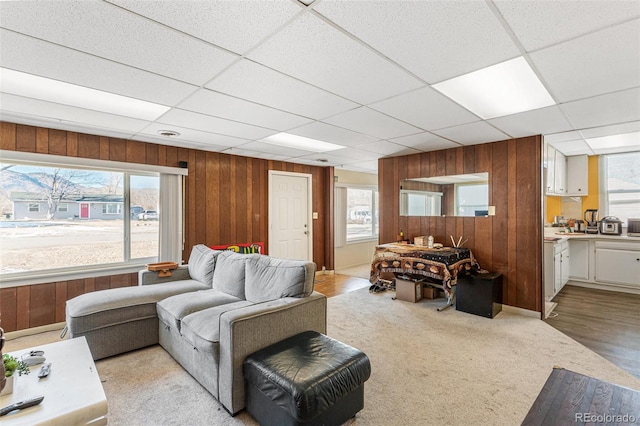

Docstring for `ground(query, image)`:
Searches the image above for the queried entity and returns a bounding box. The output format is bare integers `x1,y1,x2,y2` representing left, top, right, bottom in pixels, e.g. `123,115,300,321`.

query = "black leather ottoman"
243,331,371,426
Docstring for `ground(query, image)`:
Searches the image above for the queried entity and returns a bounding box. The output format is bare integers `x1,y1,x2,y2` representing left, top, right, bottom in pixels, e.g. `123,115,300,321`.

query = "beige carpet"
5,288,640,425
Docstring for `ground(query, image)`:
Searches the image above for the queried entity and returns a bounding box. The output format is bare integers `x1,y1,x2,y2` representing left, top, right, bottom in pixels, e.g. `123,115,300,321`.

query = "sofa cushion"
157,289,243,331
212,251,258,299
66,280,209,334
180,301,253,354
188,245,221,287
244,256,316,303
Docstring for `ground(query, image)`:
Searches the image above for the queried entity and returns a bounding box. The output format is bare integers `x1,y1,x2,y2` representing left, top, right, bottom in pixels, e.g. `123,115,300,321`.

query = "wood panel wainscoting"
0,121,334,332
378,136,543,313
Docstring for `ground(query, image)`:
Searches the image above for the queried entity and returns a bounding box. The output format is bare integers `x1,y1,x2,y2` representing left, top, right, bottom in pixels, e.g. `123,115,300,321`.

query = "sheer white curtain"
159,174,184,263
334,186,347,247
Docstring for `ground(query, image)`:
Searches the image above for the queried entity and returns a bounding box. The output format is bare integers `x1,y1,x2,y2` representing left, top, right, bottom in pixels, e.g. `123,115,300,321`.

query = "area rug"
5,288,640,425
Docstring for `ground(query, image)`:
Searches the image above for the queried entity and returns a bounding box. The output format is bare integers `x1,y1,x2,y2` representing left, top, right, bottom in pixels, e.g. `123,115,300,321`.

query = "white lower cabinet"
569,240,590,280
544,239,570,300
595,242,640,288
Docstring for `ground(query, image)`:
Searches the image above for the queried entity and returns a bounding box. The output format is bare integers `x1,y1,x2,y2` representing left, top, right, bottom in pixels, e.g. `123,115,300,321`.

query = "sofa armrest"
217,291,327,414
138,265,191,285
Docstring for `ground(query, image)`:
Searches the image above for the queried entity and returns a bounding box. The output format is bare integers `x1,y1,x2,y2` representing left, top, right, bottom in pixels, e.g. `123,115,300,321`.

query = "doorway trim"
268,170,313,262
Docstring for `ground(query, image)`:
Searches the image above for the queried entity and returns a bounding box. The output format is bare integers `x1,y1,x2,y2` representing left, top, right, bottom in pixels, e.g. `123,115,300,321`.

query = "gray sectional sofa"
65,245,327,414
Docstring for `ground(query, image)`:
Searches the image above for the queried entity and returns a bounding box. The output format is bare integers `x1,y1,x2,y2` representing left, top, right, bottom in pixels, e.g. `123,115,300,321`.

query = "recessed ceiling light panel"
432,57,556,119
0,67,170,121
262,132,344,152
586,132,640,151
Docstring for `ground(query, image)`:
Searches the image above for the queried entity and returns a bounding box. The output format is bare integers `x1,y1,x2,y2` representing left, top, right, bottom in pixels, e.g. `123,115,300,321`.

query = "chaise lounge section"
65,245,327,415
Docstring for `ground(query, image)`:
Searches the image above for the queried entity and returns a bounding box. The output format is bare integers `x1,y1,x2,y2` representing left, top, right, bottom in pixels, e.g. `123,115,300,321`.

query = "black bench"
243,331,371,426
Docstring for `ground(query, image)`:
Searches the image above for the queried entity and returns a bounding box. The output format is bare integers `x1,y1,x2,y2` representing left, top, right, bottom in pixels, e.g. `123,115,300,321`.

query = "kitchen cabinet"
595,241,640,288
544,239,570,300
569,239,590,280
545,145,556,194
554,151,567,195
566,155,589,196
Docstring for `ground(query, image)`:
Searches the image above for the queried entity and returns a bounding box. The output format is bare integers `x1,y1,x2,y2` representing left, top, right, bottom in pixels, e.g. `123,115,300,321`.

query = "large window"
344,187,379,242
0,151,185,283
601,152,640,225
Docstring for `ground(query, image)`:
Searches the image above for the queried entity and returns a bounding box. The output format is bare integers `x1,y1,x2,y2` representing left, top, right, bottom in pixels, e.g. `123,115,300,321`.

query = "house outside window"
601,152,640,225
57,203,68,212
28,203,39,212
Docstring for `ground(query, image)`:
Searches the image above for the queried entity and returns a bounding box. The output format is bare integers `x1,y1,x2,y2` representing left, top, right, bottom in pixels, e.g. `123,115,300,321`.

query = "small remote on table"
0,395,44,416
38,363,51,378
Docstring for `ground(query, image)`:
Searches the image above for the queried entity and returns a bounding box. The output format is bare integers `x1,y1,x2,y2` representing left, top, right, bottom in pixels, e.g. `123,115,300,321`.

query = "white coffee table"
0,336,107,425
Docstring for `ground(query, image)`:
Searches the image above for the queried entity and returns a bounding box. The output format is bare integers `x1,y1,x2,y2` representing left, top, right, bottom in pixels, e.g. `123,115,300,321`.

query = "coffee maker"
584,209,599,234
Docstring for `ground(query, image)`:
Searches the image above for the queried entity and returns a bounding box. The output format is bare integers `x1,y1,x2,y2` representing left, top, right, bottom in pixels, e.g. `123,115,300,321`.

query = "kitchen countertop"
543,227,640,243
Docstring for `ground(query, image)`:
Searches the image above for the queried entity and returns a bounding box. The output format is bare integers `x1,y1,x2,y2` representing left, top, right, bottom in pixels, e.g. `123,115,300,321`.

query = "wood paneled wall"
379,136,543,312
0,122,334,332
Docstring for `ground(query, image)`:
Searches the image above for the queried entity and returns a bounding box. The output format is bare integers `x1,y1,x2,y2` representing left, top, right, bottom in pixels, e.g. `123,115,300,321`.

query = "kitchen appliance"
584,209,599,234
628,218,640,236
573,219,586,233
599,216,623,235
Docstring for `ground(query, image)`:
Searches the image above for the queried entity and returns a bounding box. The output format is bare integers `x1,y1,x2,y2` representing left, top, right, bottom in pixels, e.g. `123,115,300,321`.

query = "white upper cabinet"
545,145,556,194
566,155,589,196
554,150,567,195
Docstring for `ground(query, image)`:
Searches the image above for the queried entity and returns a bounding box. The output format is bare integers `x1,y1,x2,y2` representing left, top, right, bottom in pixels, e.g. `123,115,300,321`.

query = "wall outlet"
488,206,496,216
312,212,319,219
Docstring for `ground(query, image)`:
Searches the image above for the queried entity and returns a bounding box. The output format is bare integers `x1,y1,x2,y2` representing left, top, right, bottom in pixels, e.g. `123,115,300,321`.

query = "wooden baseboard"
5,322,66,340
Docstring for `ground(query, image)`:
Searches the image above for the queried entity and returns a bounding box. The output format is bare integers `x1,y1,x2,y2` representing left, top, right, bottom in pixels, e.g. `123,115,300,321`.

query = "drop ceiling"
1,0,639,174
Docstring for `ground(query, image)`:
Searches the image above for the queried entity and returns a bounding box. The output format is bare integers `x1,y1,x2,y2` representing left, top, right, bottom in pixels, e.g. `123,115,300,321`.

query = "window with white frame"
455,182,489,216
600,152,640,225
0,151,186,282
102,203,122,215
335,186,379,245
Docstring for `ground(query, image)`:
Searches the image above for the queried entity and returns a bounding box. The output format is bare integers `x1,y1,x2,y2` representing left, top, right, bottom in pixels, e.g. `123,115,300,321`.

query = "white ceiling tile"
247,12,423,104
108,0,301,55
221,147,292,162
389,132,460,151
314,1,520,83
285,122,379,147
432,122,509,145
544,131,584,144
0,1,238,85
0,111,139,141
323,107,422,139
339,160,379,173
0,29,197,106
0,93,150,133
353,140,419,156
294,148,381,166
236,141,311,157
138,123,249,149
531,20,640,103
579,121,640,139
560,87,640,129
549,140,593,156
156,109,276,141
369,87,478,131
494,1,640,51
206,59,358,120
179,89,313,130
488,105,573,138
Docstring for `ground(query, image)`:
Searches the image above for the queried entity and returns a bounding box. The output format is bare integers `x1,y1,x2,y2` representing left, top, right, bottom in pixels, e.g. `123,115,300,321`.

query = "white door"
269,172,312,261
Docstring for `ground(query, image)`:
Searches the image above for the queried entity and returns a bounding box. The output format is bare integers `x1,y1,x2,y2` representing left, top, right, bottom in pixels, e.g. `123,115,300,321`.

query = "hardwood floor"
314,272,371,298
545,284,640,379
